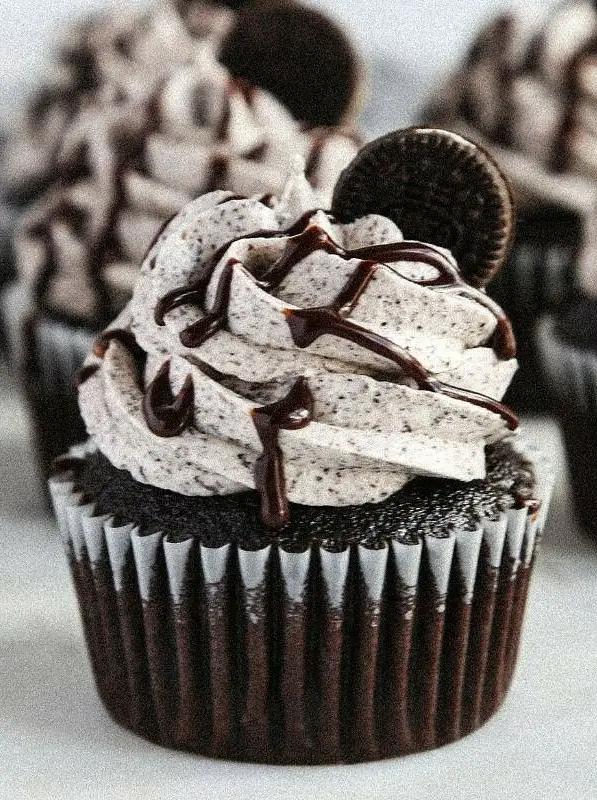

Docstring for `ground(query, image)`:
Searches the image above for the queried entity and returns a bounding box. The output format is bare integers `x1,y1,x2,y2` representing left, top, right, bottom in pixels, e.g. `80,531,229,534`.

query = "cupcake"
0,0,243,351
422,0,597,410
1,0,246,206
536,295,597,538
4,15,362,488
49,128,553,763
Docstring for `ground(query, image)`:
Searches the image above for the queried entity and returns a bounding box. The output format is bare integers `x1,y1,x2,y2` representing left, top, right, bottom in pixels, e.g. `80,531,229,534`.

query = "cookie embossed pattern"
50,128,553,764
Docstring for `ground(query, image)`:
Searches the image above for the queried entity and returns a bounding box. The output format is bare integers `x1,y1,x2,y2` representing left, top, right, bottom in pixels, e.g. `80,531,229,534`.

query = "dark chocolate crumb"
71,441,537,551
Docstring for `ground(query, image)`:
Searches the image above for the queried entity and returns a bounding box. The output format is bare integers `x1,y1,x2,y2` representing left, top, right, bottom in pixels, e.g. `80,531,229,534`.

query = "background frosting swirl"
14,56,360,326
79,176,518,514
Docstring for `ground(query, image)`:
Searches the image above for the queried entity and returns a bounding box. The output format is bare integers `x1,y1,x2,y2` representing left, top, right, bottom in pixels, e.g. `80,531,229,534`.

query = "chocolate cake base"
48,445,550,763
537,299,597,539
22,313,93,504
488,203,582,414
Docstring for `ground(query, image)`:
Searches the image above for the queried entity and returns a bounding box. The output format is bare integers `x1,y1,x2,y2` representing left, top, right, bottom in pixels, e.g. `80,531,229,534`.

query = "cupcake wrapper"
537,315,597,534
3,286,96,490
49,471,553,764
488,206,582,412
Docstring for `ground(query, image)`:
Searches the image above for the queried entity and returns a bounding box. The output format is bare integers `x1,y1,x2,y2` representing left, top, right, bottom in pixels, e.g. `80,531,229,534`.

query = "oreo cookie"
332,127,515,288
218,3,361,128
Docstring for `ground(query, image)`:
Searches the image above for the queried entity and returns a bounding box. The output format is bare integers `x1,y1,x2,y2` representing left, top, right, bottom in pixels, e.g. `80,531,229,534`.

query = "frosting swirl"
78,173,518,527
2,1,239,203
425,2,597,175
14,57,360,326
423,1,597,299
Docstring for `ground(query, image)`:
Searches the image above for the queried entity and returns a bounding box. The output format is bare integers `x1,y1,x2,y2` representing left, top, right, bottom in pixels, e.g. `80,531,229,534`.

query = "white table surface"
1,359,596,800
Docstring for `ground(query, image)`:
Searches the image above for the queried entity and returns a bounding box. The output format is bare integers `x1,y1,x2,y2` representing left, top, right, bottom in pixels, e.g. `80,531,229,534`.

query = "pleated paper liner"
49,462,552,764
537,313,597,537
2,285,96,495
488,203,583,414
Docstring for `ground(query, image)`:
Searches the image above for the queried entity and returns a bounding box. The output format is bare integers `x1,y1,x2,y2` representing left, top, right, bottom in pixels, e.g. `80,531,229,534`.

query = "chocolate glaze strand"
142,360,195,437
250,377,315,528
74,363,100,390
284,308,518,430
158,217,514,359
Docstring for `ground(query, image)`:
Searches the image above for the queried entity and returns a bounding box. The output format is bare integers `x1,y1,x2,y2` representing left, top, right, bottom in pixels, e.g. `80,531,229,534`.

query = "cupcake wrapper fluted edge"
3,283,94,494
536,313,597,536
48,461,553,764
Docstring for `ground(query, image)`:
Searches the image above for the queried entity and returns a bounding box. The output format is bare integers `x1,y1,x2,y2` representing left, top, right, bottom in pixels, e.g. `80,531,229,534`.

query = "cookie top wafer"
218,3,362,127
331,127,515,288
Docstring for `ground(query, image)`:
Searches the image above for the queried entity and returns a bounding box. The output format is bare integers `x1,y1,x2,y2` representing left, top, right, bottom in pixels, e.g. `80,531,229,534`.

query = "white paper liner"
536,313,597,412
1,282,96,382
48,445,553,763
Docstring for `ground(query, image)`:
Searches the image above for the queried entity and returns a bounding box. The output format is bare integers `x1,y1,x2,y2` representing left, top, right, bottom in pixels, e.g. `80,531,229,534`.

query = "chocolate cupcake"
536,296,597,538
422,1,597,410
4,35,361,489
49,129,553,763
0,0,245,353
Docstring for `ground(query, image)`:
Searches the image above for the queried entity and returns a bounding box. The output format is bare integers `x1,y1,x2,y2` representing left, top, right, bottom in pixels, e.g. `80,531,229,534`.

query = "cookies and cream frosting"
78,171,519,527
424,0,597,297
14,57,360,326
1,1,240,202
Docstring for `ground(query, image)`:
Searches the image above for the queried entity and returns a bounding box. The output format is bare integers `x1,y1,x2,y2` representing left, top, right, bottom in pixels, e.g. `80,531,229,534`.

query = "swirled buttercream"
78,172,519,527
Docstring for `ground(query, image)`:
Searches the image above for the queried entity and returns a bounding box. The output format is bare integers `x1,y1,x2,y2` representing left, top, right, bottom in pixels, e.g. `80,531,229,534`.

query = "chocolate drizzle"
551,35,597,173
305,126,362,183
285,308,517,430
151,212,519,528
156,215,517,425
92,328,147,388
251,377,314,528
74,363,100,390
180,259,237,348
29,95,163,325
142,360,194,437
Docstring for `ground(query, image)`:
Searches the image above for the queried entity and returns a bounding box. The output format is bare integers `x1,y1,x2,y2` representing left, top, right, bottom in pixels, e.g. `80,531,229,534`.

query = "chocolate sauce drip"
157,216,514,368
216,193,247,205
257,229,515,359
93,329,140,358
245,142,268,161
74,363,100,390
93,329,147,386
251,377,314,528
154,212,328,329
205,154,230,193
51,455,85,476
285,308,517,430
305,127,362,184
155,214,517,437
229,77,256,108
141,213,178,266
30,95,164,324
179,259,237,348
142,360,194,437
259,193,275,208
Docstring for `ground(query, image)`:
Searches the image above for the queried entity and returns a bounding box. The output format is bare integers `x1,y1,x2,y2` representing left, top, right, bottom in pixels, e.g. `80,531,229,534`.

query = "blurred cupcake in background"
422,0,597,410
2,2,364,490
536,289,597,539
0,0,247,342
